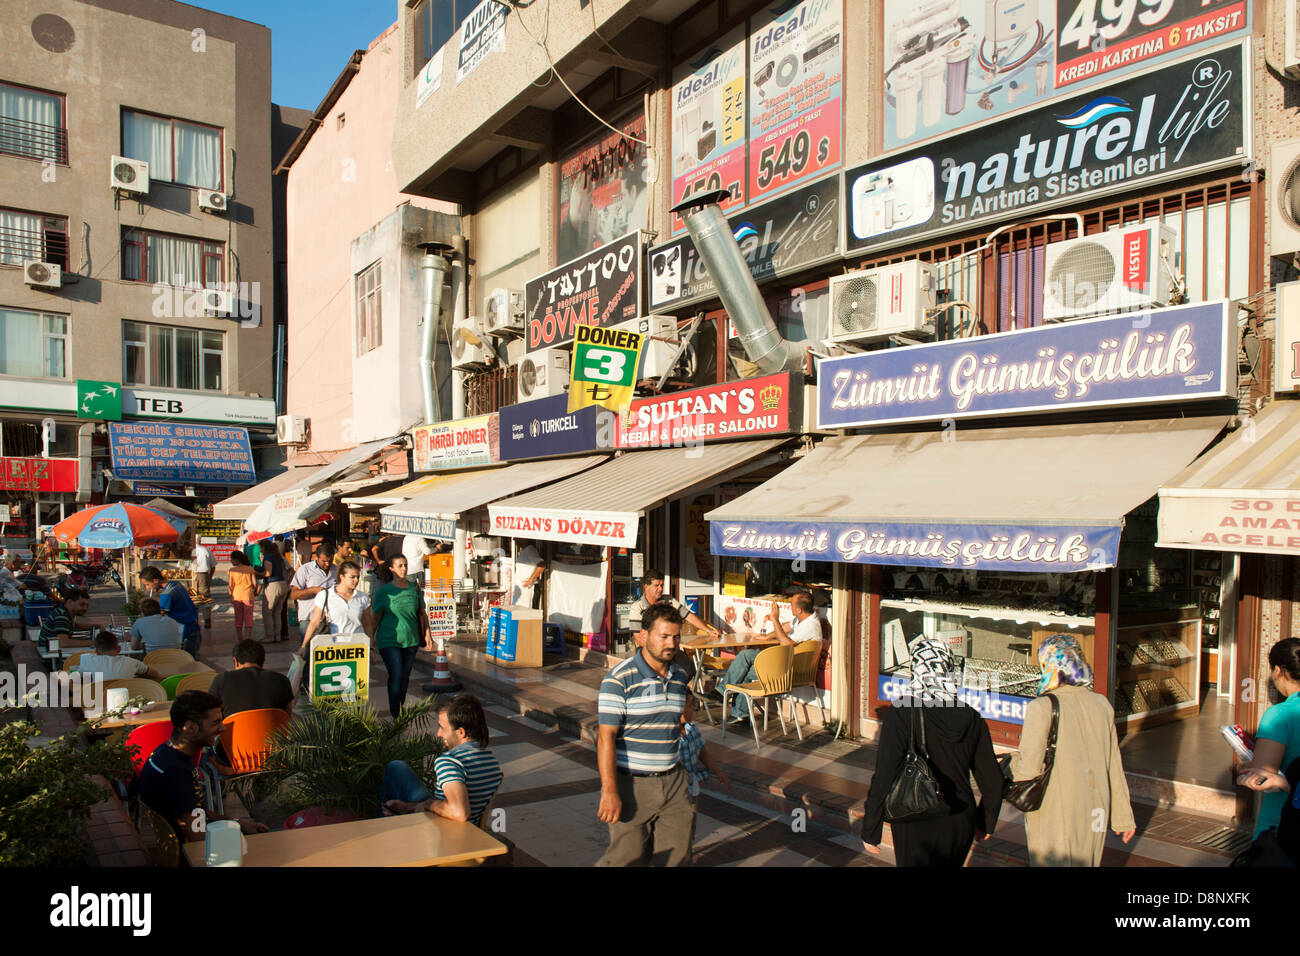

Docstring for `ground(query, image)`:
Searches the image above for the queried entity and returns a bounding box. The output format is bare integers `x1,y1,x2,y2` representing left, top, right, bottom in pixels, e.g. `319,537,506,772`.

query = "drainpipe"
671,190,807,374
417,242,452,425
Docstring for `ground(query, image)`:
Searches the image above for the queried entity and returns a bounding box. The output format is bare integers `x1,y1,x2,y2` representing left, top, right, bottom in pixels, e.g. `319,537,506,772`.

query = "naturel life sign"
569,324,645,415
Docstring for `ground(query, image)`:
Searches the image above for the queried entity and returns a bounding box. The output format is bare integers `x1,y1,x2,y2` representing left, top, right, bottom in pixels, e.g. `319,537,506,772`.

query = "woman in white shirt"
297,561,374,657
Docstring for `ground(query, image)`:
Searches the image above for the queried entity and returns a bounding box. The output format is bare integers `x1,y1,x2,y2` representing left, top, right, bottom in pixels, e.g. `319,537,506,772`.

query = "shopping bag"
287,655,304,695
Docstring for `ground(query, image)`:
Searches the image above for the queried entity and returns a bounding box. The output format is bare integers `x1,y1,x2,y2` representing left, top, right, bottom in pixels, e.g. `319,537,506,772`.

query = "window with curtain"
0,308,68,378
121,228,223,287
123,321,224,391
0,208,68,268
0,82,66,163
121,109,222,190
355,260,382,354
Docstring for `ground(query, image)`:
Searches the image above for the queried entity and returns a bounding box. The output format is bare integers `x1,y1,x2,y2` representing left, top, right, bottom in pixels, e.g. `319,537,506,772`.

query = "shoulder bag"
884,704,948,823
999,692,1058,812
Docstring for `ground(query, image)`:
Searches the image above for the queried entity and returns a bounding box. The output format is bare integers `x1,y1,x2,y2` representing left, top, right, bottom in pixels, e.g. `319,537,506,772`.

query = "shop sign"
107,422,257,485
680,494,714,595
0,457,78,493
715,594,826,634
615,372,798,449
416,47,444,107
456,0,507,85
123,388,277,426
878,674,1029,725
76,380,122,421
710,519,1122,572
880,0,1248,153
486,506,639,548
524,232,642,353
309,635,369,703
412,415,499,472
746,0,843,202
569,324,644,414
0,505,10,523
850,42,1248,255
1157,494,1300,556
818,301,1233,429
379,511,456,542
499,394,614,461
199,538,237,564
272,490,306,518
425,589,457,640
1276,280,1300,394
649,174,840,311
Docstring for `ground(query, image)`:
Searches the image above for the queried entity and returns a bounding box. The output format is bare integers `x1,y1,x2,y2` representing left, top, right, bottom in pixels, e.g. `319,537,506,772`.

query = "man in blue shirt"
139,566,201,656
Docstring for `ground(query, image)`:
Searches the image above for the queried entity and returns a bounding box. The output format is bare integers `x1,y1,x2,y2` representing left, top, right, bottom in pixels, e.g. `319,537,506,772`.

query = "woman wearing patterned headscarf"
1009,634,1136,866
861,636,1003,866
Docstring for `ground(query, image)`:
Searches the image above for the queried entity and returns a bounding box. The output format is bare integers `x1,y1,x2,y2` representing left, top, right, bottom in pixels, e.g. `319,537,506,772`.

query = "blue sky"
196,0,399,110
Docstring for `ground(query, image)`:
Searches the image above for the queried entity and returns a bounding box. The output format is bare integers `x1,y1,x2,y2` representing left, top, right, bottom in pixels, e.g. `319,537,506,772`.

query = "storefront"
0,455,82,552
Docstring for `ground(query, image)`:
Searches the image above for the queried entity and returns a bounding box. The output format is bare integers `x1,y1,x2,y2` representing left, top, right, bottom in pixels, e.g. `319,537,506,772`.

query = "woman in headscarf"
861,636,1003,866
1009,634,1136,866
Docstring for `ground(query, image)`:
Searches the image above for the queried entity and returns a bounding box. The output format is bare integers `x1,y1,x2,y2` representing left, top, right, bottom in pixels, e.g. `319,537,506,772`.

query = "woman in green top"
371,556,433,716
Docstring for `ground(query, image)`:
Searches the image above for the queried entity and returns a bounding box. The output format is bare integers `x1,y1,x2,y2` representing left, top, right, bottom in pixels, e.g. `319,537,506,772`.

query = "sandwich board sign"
309,635,370,703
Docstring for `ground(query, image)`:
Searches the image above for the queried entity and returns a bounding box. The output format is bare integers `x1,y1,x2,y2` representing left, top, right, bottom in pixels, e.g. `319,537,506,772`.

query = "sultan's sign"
616,373,799,449
818,301,1234,429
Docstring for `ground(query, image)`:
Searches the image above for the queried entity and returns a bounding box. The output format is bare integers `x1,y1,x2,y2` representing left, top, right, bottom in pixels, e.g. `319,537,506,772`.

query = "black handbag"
1231,829,1297,867
884,704,948,823
999,692,1058,812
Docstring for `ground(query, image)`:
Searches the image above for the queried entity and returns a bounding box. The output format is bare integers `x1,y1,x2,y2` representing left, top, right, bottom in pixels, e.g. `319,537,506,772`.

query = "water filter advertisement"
882,0,1248,152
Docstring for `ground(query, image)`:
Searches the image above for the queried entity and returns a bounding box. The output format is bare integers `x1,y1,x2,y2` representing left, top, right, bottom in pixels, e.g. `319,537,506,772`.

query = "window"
414,0,477,75
123,321,224,391
0,82,66,163
0,307,68,378
0,208,68,269
355,260,382,354
121,109,222,190
121,228,224,287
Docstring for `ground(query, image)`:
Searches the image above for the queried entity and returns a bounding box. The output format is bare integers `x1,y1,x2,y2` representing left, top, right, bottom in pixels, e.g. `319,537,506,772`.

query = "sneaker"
728,716,750,728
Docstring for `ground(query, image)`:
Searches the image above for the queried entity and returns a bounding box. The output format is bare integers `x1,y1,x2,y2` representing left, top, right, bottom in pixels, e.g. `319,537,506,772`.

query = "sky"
194,0,399,110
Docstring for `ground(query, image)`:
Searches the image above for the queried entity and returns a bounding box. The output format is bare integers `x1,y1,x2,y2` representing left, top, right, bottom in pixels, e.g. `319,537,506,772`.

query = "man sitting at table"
719,592,823,727
209,639,293,719
629,569,719,682
381,694,503,824
38,588,89,652
139,567,202,657
137,690,270,841
77,630,163,681
129,598,183,652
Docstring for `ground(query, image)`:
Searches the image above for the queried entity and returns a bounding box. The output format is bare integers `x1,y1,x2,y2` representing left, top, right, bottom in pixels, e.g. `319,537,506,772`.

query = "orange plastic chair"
217,708,290,775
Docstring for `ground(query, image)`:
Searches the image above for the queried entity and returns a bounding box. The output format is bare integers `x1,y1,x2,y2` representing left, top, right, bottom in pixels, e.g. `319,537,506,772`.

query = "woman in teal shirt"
1239,638,1300,835
371,556,432,716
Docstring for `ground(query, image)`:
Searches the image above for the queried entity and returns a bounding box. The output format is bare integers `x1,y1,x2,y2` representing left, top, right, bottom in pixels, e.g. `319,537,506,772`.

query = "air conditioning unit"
1271,139,1300,258
1286,0,1300,77
483,288,524,335
1042,224,1175,321
201,288,232,316
611,315,680,380
514,348,570,400
828,261,938,344
276,415,307,445
452,316,491,369
197,189,227,214
110,155,149,195
22,260,61,289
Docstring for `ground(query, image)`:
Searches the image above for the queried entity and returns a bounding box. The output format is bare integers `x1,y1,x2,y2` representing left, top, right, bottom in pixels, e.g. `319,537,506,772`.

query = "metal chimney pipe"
418,242,453,424
450,234,468,420
671,189,806,374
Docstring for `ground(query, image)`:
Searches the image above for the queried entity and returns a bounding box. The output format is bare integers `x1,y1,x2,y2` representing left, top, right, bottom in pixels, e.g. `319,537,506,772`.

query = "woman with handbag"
861,637,1003,866
1008,634,1135,866
1236,638,1300,841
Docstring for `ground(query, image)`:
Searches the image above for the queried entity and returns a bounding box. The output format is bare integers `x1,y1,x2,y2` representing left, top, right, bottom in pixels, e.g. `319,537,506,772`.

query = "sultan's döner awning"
488,440,790,548
707,417,1227,572
1158,399,1300,556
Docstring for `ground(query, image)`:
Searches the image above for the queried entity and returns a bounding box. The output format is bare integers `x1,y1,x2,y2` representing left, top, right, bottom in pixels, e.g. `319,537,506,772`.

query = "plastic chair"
125,721,177,775
104,677,168,704
144,648,194,669
60,651,85,672
722,644,793,749
782,640,826,742
440,794,501,868
216,708,291,775
160,674,188,700
176,671,217,696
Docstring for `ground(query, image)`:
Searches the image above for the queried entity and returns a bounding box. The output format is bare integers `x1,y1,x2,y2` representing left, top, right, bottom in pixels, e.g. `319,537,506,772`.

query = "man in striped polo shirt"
381,694,503,824
596,603,695,866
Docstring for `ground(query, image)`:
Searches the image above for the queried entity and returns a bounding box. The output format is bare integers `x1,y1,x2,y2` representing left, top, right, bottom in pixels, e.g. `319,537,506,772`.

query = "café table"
679,632,780,722
181,812,508,867
91,701,172,731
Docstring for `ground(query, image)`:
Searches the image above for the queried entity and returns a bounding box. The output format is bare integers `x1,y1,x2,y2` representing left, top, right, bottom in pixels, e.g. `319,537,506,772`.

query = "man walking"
258,537,290,642
289,543,337,636
720,592,823,726
192,541,214,600
596,604,694,866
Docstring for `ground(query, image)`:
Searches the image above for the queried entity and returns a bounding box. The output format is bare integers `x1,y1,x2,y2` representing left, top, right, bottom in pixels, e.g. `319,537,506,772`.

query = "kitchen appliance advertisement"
881,0,1248,152
849,41,1248,254
747,0,843,202
671,25,748,232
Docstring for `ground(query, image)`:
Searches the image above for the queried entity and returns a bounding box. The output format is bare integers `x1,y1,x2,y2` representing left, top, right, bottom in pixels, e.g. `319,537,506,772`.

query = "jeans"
181,623,202,657
378,644,419,716
721,647,761,719
379,759,431,817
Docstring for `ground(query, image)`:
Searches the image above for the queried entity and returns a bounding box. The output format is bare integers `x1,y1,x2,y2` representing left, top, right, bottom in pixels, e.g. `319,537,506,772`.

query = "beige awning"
1159,399,1300,555
341,474,448,508
140,498,198,521
706,417,1227,571
211,467,319,521
487,440,790,548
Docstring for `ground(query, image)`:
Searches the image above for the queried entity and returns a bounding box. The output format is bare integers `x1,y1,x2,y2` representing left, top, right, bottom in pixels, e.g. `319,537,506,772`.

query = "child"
681,696,730,803
129,597,182,652
227,549,260,642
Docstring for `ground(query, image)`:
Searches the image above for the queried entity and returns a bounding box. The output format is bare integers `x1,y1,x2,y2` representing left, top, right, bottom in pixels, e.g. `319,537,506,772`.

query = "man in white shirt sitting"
77,631,162,682
719,591,823,726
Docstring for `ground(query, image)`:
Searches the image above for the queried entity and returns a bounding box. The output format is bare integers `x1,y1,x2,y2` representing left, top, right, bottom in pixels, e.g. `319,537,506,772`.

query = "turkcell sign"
818,301,1234,429
498,393,614,461
846,42,1248,254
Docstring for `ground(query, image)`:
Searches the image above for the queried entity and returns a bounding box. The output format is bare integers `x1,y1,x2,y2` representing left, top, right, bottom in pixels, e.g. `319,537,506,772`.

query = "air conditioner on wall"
23,260,61,289
610,315,680,380
197,189,227,214
514,348,569,400
1041,224,1175,321
1270,139,1300,258
483,288,524,335
276,415,307,445
110,155,149,195
828,261,938,344
451,315,491,369
202,288,232,316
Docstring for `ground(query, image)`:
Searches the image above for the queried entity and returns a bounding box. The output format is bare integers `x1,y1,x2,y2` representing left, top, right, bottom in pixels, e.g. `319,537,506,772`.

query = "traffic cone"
423,638,462,694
